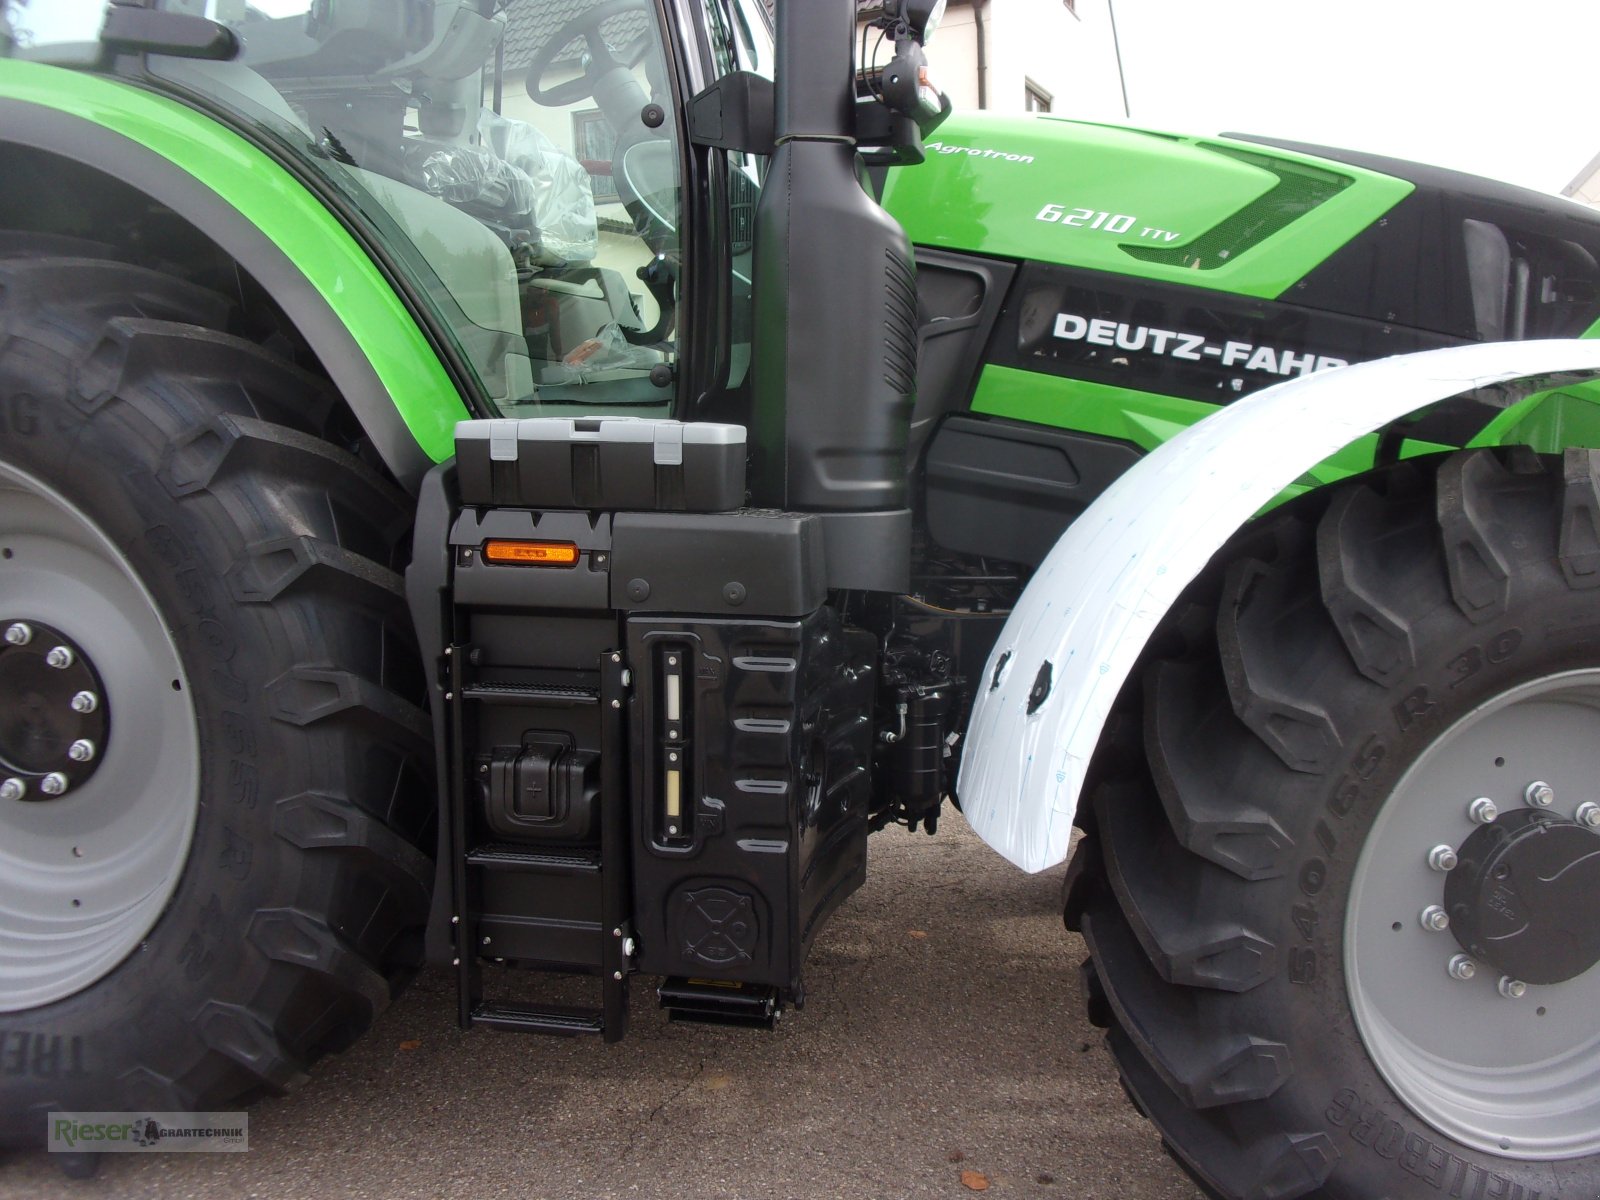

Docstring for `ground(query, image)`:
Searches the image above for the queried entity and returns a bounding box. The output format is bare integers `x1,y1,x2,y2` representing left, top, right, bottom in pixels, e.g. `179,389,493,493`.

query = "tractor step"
658,977,782,1029
465,844,600,874
470,1002,606,1037
459,682,599,706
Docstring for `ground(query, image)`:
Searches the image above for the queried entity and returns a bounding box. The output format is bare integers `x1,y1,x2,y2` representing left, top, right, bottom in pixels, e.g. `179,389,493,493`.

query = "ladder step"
657,977,782,1030
467,844,600,874
471,1002,605,1037
460,682,598,706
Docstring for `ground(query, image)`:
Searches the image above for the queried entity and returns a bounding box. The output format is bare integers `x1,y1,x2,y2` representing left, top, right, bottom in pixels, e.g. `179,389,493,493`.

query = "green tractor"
4,1,1600,1195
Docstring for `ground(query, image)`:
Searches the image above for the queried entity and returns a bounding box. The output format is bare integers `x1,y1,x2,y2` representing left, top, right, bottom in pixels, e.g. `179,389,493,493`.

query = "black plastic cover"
610,510,825,616
625,610,875,994
924,415,1143,565
479,737,600,842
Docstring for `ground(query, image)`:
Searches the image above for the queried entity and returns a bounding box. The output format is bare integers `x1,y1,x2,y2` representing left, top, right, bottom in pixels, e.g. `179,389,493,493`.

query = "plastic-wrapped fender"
957,340,1600,874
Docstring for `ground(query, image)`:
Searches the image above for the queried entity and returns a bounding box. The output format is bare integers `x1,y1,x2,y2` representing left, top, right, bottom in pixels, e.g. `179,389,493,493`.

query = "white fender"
956,340,1600,874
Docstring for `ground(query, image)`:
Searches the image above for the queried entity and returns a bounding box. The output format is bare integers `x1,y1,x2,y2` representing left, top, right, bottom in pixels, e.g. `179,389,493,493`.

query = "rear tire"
1067,448,1600,1200
0,244,433,1145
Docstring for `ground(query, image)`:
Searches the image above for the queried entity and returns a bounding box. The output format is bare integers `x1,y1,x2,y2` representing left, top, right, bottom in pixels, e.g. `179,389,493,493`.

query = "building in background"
1564,152,1600,208
857,0,1127,121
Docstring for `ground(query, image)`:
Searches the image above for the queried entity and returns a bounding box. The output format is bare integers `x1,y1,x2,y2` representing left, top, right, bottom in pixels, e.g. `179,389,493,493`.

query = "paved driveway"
0,817,1199,1200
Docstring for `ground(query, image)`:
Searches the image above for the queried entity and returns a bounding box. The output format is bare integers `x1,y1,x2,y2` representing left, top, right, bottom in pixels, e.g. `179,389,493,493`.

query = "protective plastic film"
957,340,1600,873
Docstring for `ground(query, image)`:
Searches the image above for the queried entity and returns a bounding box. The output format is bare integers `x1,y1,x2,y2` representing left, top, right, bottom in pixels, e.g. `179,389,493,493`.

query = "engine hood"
878,112,1414,301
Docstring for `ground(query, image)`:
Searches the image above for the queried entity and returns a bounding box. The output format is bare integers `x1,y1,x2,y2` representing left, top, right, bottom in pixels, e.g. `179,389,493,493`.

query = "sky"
1104,0,1600,196
9,0,1599,196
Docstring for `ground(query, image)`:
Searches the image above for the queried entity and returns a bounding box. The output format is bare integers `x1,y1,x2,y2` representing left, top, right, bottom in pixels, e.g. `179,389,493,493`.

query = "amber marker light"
481,540,581,567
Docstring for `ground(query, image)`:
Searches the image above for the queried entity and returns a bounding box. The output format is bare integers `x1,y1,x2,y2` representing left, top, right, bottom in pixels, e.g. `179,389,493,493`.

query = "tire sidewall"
0,358,292,1127
1257,582,1600,1200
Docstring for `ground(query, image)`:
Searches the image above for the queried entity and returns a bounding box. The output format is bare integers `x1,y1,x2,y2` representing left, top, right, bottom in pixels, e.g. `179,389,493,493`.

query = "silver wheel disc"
0,461,200,1011
1347,671,1600,1160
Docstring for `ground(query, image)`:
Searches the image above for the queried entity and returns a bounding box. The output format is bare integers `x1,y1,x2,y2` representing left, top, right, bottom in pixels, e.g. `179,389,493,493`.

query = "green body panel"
900,112,1600,486
881,112,1415,300
0,59,467,463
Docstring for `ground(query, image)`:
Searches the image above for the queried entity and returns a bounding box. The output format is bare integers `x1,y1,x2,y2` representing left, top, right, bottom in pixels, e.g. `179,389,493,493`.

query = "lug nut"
1526,780,1555,808
45,646,75,669
67,739,96,763
0,777,25,802
1468,797,1498,825
1577,802,1600,829
1428,844,1459,872
1498,975,1527,999
39,773,68,797
69,691,98,714
1448,954,1477,981
4,622,33,645
1420,905,1450,931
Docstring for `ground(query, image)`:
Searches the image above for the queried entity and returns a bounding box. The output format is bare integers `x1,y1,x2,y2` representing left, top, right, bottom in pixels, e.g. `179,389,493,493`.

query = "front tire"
1067,448,1600,1200
0,245,433,1144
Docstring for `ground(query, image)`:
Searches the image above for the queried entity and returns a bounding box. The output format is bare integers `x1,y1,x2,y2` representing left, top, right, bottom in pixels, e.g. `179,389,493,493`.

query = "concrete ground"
0,816,1200,1200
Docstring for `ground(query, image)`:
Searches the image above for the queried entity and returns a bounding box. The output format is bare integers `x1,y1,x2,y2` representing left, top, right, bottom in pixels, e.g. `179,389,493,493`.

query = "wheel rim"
0,461,200,1011
1347,671,1600,1160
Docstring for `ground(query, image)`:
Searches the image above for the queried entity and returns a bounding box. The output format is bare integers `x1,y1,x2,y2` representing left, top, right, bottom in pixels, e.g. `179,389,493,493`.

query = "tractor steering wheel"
525,0,652,108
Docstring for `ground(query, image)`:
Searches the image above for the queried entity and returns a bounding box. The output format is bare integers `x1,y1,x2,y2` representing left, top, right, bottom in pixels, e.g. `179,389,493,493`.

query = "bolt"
1578,802,1600,829
443,691,453,701
1498,975,1527,999
610,652,621,663
481,936,492,946
4,622,33,645
45,646,74,669
1526,780,1555,808
622,937,637,957
1448,954,1477,981
667,824,678,835
452,957,460,967
40,773,68,797
451,915,459,925
70,691,98,714
0,777,25,802
668,656,678,667
1420,905,1450,932
613,970,624,981
612,927,622,937
67,739,96,763
610,699,621,709
1428,844,1459,872
1469,797,1498,825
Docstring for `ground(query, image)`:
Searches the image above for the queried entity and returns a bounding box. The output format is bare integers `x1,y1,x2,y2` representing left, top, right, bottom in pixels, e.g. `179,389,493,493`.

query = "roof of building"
500,0,651,72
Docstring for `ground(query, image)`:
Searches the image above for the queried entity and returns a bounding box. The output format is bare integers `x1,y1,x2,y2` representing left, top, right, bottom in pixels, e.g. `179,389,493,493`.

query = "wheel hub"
0,459,199,1013
0,620,108,801
1345,670,1600,1160
1445,808,1600,985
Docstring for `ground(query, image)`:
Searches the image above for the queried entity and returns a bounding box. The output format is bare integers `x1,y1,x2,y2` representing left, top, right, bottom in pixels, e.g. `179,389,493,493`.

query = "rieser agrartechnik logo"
48,1112,248,1154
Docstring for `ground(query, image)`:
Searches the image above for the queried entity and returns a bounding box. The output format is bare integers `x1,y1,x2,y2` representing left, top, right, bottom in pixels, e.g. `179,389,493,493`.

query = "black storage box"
455,417,747,511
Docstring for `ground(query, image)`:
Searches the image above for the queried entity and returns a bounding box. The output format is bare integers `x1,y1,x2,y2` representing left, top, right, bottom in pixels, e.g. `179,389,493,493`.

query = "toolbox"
455,417,747,511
